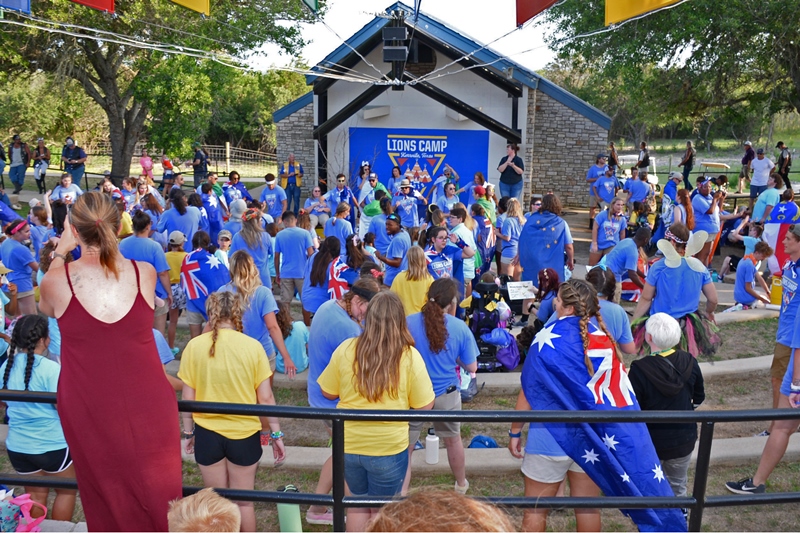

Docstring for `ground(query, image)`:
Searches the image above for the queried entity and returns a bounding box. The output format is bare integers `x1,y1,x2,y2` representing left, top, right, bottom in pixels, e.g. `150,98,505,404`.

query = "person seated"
733,242,774,308
719,219,762,282
629,313,704,504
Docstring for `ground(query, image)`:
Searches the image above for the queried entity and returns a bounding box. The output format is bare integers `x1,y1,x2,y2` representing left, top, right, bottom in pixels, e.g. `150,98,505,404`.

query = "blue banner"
0,0,31,13
348,127,489,202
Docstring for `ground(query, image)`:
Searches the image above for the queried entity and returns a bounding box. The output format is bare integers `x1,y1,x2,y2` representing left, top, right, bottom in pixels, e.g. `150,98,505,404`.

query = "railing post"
332,417,346,532
225,142,230,174
688,421,715,532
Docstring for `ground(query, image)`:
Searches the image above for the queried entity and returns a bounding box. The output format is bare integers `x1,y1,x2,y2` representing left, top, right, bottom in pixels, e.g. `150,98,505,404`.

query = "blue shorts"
750,185,767,199
344,450,407,497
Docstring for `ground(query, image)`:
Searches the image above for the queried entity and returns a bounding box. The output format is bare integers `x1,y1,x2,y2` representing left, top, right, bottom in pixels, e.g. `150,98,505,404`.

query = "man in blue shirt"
279,153,304,216
691,178,724,266
274,211,314,304
585,154,608,228
726,224,800,495
260,174,288,223
592,167,620,209
374,214,410,286
733,242,773,307
752,173,781,223
190,142,208,188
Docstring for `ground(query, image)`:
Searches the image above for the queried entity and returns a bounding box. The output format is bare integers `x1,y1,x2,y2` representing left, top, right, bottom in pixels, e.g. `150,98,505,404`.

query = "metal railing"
1,390,800,532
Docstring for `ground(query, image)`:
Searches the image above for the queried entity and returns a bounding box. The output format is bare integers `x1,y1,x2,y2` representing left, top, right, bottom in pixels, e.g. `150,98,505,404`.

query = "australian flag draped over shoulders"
519,210,566,287
181,248,230,320
522,316,687,532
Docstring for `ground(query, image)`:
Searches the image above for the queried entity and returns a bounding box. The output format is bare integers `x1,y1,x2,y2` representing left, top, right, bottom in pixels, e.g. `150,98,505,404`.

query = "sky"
255,0,556,74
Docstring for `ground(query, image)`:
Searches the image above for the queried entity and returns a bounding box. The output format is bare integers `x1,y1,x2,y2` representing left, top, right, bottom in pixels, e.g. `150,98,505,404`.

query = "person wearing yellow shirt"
165,231,189,353
390,246,433,316
178,291,286,533
318,291,434,532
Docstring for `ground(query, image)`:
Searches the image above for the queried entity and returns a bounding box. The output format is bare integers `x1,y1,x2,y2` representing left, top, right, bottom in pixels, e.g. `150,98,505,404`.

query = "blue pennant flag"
180,248,230,320
522,316,687,532
0,0,30,13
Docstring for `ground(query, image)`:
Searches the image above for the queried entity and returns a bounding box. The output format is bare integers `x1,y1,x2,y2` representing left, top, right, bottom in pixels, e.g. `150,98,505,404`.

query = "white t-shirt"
750,157,775,187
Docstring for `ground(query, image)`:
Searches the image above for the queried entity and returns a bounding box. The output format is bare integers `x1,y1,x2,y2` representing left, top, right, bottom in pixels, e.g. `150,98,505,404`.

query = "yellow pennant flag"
171,0,209,16
605,0,681,25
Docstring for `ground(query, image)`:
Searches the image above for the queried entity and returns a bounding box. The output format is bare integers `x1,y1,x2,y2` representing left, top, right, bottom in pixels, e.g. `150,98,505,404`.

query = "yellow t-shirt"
390,273,433,316
118,211,133,239
165,251,188,284
318,338,434,456
177,329,273,439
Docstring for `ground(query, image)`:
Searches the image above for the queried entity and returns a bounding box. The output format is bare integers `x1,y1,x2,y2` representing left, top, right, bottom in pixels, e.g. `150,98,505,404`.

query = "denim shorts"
750,184,767,199
344,450,408,497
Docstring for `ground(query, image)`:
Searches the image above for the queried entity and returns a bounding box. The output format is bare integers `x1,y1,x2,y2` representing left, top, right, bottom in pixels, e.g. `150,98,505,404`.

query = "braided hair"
557,279,620,376
2,315,49,391
205,292,244,359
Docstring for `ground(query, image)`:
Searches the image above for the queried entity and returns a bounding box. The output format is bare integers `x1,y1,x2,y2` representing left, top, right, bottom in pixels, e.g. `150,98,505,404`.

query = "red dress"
57,261,182,531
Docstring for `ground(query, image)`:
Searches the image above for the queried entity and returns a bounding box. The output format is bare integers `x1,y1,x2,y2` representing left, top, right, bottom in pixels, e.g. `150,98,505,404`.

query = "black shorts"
727,255,742,271
194,425,262,467
7,447,72,475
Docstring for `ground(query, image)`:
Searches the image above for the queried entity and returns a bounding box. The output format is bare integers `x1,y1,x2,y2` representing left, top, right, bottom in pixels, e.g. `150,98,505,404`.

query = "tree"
0,0,319,178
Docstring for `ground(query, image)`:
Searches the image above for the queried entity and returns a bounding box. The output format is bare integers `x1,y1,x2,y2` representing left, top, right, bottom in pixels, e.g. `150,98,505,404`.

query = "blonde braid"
579,314,594,376
206,296,221,358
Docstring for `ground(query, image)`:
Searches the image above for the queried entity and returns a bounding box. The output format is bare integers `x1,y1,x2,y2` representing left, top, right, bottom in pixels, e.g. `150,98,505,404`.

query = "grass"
714,319,779,361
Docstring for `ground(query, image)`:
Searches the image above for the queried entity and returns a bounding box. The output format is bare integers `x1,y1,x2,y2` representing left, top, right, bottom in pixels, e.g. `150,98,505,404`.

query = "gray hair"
645,313,682,351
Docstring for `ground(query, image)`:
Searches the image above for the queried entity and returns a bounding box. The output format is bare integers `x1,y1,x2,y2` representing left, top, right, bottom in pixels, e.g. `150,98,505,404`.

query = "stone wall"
521,90,608,207
275,102,316,198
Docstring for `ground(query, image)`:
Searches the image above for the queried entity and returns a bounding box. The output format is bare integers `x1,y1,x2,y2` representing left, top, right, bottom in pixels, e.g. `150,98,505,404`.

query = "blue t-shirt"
153,328,175,365
593,175,619,204
367,214,390,255
384,231,411,286
646,258,712,318
393,194,420,228
50,183,83,203
594,210,626,250
752,187,780,222
278,321,310,374
734,257,758,305
598,298,634,346
602,238,639,281
308,299,361,409
691,193,720,234
742,236,759,256
304,197,327,217
323,218,353,257
302,251,330,314
260,186,287,220
501,217,523,258
230,232,273,288
274,226,313,279
425,245,463,280
437,195,459,214
585,164,607,195
663,180,678,203
626,179,651,203
223,219,242,236
777,260,800,348
35,270,60,356
219,284,278,356
119,236,170,299
0,353,67,454
406,313,478,396
156,207,202,252
30,224,48,261
537,292,556,323
1,239,35,292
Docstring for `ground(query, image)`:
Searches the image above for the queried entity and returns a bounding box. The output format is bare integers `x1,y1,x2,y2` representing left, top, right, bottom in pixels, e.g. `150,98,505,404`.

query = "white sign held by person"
506,281,536,301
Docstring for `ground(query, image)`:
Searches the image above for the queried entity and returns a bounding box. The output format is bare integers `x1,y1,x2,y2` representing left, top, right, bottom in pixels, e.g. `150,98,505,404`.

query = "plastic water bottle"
276,485,302,532
711,270,719,283
425,428,439,464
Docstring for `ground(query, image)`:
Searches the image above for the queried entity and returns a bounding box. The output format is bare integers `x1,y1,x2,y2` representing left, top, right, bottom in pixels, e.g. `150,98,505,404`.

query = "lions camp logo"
386,134,448,183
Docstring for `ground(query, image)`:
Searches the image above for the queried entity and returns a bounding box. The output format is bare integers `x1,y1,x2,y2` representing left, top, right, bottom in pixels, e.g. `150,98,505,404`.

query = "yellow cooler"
770,277,783,306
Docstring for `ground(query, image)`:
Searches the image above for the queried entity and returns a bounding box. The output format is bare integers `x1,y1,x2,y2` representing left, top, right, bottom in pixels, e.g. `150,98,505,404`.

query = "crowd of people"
0,138,797,533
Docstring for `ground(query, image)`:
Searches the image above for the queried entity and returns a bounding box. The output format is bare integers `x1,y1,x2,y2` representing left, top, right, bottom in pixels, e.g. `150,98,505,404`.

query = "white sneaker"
455,479,469,495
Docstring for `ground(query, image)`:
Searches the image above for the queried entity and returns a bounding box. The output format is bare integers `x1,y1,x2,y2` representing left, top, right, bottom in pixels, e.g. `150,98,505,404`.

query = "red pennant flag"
516,0,559,27
70,0,114,12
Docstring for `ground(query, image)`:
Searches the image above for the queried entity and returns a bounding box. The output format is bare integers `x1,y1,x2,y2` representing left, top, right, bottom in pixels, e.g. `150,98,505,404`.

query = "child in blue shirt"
733,242,773,307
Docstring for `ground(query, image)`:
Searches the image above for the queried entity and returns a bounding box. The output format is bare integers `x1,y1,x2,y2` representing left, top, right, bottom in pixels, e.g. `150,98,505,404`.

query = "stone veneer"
521,90,608,206
275,102,316,197
275,90,609,207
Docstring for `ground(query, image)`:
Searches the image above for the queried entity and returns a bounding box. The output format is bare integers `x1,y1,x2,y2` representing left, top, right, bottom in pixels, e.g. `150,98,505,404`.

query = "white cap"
744,141,752,146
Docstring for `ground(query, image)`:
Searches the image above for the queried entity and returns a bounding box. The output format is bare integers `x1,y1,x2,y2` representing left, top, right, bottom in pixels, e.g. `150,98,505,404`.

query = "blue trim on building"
273,92,313,124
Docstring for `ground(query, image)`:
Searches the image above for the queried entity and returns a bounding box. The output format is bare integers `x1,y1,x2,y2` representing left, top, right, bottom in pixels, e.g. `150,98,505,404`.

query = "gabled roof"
272,92,313,123
275,1,610,130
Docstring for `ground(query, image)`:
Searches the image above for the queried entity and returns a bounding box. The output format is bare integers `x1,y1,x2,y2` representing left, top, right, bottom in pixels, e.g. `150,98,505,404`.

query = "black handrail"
1,390,799,532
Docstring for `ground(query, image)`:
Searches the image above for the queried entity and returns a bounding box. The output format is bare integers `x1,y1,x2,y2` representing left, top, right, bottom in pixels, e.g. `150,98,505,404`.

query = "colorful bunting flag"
171,0,209,16
70,0,114,13
0,0,30,14
605,0,682,26
515,0,559,28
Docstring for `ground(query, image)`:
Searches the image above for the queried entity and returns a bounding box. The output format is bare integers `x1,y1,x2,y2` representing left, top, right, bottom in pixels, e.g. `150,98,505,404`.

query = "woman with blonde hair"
230,207,273,287
496,197,526,277
390,246,434,315
222,250,296,378
179,291,286,532
39,191,182,530
318,291,434,532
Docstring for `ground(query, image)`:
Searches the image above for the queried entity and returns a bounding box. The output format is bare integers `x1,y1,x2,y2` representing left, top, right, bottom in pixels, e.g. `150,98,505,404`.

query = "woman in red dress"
39,192,182,531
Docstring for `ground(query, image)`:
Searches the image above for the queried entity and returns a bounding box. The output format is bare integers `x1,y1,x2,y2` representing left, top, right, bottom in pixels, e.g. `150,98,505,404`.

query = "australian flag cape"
180,248,230,320
519,211,566,287
522,316,687,532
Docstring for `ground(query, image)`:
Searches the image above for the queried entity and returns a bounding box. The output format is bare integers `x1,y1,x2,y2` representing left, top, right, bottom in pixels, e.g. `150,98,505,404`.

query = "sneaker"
725,477,765,495
171,347,180,356
512,318,528,328
455,479,469,495
306,509,334,525
414,440,424,450
754,430,770,437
